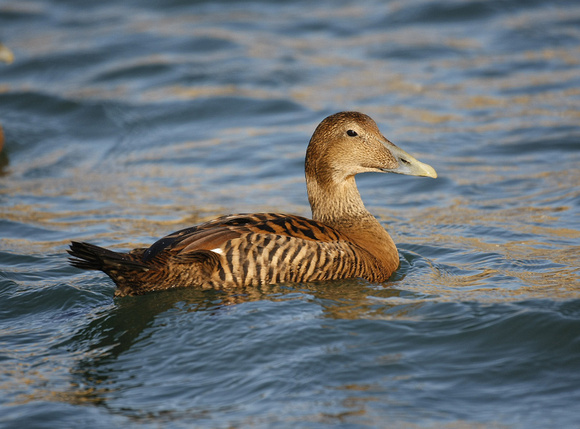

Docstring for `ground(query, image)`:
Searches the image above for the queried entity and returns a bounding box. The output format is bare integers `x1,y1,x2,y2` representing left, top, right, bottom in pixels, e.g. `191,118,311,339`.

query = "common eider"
68,112,437,296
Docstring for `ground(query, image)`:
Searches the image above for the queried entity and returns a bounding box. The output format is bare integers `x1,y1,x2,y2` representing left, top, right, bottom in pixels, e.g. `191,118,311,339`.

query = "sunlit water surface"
1,0,579,428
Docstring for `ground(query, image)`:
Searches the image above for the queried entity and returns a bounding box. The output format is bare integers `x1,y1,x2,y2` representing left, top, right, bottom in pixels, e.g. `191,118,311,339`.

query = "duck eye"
346,130,358,137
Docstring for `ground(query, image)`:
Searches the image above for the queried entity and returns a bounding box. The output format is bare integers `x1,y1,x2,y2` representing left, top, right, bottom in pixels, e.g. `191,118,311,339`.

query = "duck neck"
307,174,370,227
306,174,397,268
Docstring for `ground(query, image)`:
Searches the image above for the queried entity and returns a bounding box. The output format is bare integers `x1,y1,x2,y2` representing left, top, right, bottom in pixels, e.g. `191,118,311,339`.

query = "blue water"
1,0,579,427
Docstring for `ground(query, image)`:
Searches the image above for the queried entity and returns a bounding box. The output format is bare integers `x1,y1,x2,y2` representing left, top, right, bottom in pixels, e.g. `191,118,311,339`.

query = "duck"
68,111,437,297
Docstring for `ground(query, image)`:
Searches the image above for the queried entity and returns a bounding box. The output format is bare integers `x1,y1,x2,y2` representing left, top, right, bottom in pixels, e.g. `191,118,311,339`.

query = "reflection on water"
5,283,394,407
7,278,575,427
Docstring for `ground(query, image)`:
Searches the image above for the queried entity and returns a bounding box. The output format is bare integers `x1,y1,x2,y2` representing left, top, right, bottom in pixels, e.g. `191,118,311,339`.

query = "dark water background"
1,0,579,427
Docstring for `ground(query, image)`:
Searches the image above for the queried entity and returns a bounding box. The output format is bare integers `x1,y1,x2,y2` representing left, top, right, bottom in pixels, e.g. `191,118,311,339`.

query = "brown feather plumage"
68,112,436,296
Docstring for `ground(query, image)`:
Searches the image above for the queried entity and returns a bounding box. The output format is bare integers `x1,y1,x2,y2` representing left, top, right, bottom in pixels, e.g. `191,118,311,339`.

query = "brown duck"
68,112,437,296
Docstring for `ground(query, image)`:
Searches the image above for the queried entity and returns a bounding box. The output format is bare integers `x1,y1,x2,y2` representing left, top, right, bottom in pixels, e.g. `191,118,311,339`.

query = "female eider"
68,112,437,296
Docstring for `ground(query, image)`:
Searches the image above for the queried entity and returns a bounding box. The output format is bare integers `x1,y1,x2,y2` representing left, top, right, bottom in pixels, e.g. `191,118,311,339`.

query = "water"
1,0,579,427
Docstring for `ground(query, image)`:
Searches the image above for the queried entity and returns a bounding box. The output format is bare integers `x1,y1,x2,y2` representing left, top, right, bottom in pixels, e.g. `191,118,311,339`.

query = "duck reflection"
63,279,409,414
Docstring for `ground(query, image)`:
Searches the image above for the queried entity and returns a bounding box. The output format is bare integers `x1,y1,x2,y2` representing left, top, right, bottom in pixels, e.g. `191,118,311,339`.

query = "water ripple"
1,0,579,427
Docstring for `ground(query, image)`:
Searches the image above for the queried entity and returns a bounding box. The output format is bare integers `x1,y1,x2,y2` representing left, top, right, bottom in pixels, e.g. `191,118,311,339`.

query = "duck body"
70,212,396,297
69,112,436,296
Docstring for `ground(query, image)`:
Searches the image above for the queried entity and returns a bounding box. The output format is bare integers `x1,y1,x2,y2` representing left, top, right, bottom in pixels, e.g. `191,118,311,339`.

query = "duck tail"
68,241,148,272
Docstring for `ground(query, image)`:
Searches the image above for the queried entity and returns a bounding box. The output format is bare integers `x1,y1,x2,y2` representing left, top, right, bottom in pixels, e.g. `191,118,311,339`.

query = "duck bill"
382,141,437,178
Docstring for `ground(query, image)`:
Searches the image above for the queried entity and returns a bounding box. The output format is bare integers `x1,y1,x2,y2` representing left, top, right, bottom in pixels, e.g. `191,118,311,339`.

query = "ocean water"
1,0,579,427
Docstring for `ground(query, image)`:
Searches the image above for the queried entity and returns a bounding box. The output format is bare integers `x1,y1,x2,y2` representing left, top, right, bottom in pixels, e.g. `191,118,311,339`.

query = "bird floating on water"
68,112,437,296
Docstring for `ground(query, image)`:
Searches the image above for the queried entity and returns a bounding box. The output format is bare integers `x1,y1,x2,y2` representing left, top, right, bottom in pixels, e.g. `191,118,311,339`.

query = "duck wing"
141,212,345,263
